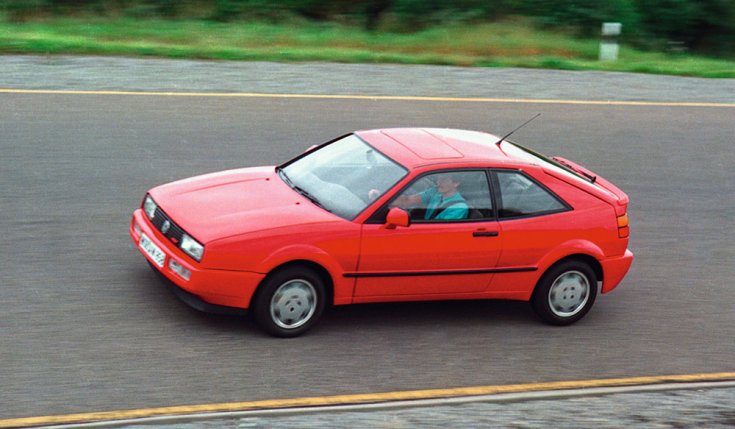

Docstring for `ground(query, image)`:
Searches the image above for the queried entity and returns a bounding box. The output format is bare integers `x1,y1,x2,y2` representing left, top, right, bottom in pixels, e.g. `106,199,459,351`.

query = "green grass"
1,17,733,78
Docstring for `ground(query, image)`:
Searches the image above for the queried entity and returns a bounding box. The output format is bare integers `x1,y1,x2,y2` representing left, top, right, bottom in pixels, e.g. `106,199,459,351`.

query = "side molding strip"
343,267,537,278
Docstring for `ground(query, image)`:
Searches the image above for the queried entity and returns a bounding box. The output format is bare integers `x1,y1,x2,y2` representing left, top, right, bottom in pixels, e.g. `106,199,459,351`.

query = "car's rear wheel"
253,267,326,337
532,260,597,325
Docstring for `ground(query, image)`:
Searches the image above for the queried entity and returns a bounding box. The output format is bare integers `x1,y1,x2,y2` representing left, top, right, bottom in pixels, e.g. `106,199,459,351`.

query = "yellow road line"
2,88,734,107
2,372,734,428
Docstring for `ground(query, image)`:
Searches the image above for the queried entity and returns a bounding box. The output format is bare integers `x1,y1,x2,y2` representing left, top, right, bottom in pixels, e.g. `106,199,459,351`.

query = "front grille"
151,207,185,244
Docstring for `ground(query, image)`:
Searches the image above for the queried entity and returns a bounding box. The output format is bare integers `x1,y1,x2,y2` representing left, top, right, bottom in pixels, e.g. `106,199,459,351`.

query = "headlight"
180,233,204,262
143,195,157,220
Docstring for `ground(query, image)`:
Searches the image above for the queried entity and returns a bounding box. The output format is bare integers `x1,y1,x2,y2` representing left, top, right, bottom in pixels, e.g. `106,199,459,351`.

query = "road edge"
2,88,735,107
3,372,734,429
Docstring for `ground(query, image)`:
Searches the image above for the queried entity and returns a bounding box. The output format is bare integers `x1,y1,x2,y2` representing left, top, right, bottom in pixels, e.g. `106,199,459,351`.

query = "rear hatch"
547,155,630,239
504,141,630,238
551,156,629,216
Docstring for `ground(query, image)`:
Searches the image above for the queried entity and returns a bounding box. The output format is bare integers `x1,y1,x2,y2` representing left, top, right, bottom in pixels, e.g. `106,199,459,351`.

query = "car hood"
148,166,340,243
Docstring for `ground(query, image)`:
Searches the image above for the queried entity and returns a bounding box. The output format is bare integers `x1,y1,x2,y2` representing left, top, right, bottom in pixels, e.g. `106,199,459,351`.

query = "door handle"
472,231,499,237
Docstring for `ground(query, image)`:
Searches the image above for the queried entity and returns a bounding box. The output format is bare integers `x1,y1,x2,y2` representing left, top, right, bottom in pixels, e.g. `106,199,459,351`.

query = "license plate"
139,233,166,268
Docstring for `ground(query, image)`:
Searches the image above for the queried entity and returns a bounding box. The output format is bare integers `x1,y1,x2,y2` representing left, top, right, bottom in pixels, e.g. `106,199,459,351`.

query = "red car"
130,128,633,337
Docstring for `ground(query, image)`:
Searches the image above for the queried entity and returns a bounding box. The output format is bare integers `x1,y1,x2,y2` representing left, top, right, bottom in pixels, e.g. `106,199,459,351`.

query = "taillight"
617,213,629,238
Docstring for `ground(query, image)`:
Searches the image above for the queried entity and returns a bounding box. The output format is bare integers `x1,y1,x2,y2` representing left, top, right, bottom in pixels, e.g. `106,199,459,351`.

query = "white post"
599,22,622,61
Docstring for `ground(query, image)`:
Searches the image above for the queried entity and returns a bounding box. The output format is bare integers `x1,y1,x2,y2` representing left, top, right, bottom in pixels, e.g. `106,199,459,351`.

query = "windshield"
280,134,407,219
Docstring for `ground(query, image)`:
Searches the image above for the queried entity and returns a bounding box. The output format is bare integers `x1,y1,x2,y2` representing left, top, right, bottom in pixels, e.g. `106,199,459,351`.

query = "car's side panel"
253,243,358,306
487,166,618,299
351,291,495,304
544,183,633,292
354,221,502,297
538,169,628,257
206,221,362,306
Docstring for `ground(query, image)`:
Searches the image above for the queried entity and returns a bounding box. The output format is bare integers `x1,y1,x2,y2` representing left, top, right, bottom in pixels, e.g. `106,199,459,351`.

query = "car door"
353,170,502,298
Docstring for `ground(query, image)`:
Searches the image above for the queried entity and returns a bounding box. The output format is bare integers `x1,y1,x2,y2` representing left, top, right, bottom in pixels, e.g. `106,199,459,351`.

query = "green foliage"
0,0,49,21
389,0,515,30
518,0,641,37
0,0,733,57
209,0,375,23
697,0,735,54
1,17,733,76
211,0,281,21
123,0,179,18
636,0,698,40
636,0,735,55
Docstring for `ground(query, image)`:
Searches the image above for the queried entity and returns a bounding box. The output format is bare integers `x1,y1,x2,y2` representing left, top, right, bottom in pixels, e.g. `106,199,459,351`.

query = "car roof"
355,128,519,169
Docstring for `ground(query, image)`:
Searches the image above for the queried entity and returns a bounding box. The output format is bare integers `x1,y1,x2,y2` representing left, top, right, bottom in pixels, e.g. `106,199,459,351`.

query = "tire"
253,267,326,338
532,260,598,326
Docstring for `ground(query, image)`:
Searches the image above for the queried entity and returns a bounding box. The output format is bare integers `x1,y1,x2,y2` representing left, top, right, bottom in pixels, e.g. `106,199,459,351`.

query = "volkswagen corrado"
130,128,633,337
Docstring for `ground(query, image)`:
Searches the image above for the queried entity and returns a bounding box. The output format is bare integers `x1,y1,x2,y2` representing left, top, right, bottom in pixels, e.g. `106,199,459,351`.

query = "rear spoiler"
551,156,629,216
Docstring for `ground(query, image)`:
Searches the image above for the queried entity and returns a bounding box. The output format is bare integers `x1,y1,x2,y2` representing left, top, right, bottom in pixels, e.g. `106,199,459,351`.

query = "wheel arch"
547,254,603,285
250,260,335,308
534,239,605,287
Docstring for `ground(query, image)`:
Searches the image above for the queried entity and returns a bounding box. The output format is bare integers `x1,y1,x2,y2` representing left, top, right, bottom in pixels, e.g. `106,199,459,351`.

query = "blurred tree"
0,0,49,21
123,0,180,18
636,0,735,54
693,0,735,54
519,0,641,37
390,0,515,30
211,0,276,21
211,0,370,23
635,0,700,41
364,0,392,31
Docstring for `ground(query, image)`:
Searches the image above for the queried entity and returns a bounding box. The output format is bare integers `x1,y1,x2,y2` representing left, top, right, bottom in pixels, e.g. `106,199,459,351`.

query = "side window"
393,170,493,222
495,171,568,219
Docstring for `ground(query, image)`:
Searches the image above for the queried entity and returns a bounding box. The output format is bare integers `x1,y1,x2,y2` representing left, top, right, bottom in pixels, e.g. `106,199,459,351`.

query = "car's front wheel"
253,267,326,337
532,260,597,325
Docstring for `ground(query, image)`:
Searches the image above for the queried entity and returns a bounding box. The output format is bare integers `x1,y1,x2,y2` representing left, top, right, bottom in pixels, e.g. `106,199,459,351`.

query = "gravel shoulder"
2,55,735,103
212,386,735,429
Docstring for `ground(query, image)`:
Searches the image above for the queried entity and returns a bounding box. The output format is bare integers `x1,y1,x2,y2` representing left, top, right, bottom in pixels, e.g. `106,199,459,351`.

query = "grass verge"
1,17,733,78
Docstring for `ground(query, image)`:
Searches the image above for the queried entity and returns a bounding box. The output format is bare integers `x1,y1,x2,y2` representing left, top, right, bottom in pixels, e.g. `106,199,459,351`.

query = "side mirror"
385,207,410,229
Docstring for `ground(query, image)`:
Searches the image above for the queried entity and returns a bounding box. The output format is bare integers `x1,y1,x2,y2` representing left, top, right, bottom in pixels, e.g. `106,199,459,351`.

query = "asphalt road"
1,58,734,420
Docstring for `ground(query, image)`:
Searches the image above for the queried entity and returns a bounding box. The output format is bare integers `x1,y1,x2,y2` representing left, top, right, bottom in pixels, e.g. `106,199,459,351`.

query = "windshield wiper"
553,157,597,183
277,167,293,187
294,186,330,212
277,168,331,212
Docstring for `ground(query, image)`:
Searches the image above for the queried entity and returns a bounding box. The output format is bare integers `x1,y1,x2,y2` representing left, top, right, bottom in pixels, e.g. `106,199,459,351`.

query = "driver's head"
436,173,460,196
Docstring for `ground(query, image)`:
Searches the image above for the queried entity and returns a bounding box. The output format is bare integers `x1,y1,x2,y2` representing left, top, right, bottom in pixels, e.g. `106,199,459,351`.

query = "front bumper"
600,249,634,294
130,209,265,310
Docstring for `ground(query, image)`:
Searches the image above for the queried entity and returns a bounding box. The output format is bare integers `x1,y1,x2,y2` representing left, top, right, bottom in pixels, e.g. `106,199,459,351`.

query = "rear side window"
495,171,568,219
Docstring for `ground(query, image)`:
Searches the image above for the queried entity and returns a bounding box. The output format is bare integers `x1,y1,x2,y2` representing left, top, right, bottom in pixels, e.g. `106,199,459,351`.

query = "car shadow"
187,299,537,339
136,265,538,336
323,299,537,331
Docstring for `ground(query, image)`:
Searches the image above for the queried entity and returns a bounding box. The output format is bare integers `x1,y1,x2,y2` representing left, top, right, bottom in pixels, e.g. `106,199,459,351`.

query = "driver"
394,173,469,220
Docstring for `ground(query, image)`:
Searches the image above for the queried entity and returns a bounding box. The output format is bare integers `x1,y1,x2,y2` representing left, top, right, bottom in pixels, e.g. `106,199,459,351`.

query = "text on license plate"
139,234,166,268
